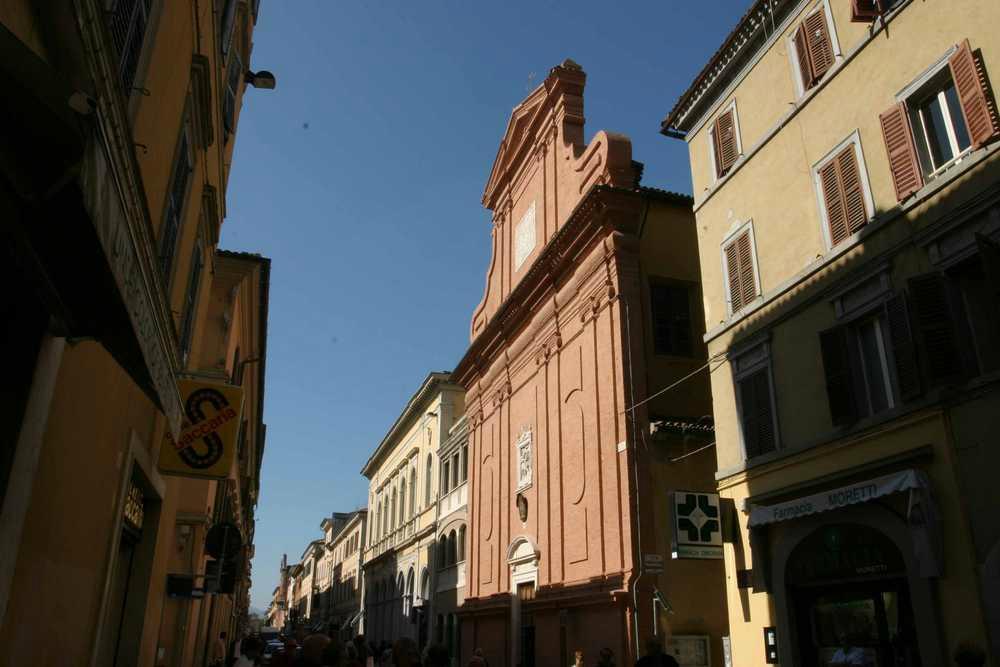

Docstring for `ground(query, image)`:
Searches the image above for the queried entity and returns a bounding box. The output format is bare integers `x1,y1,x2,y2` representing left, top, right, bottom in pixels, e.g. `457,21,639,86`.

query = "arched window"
420,567,430,601
391,488,398,531
438,535,447,569
397,573,405,601
458,525,466,562
425,454,433,506
400,478,407,522
409,467,417,518
405,568,415,616
448,530,457,566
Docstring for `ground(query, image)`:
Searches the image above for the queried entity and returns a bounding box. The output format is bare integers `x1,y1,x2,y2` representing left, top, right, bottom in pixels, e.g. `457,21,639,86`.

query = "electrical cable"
669,441,717,464
622,351,729,414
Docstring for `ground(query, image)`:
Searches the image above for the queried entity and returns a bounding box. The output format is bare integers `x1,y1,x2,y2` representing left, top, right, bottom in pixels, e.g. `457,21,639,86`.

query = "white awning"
748,468,925,527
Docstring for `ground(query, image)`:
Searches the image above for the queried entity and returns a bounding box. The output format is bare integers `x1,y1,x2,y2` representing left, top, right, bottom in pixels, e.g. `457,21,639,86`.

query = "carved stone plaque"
516,429,532,491
514,201,536,270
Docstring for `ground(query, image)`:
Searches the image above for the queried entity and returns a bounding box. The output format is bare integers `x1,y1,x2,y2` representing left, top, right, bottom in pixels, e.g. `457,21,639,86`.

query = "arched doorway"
785,523,921,666
508,536,540,667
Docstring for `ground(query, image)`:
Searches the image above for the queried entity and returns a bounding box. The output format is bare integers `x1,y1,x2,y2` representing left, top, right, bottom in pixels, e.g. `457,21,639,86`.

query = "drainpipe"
623,298,645,659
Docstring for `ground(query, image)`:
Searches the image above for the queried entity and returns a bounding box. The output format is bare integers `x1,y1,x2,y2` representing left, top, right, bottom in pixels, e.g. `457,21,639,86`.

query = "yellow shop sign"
158,379,244,479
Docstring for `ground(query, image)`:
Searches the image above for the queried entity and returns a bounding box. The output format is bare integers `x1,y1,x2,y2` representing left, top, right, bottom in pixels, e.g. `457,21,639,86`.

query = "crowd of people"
220,631,680,667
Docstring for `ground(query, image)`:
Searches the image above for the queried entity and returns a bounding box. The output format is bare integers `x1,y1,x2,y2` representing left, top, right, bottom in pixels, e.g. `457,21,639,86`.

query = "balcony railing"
364,516,419,561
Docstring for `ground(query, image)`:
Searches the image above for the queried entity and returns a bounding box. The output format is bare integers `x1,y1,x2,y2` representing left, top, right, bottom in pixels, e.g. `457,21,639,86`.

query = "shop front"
749,468,945,666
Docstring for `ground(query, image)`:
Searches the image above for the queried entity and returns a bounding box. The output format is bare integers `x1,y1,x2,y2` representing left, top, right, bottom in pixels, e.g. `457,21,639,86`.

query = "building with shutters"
360,373,466,650
0,1,271,665
661,0,1000,664
452,60,728,667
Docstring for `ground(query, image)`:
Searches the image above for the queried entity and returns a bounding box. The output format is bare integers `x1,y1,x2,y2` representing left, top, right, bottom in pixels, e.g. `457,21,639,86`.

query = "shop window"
649,282,693,356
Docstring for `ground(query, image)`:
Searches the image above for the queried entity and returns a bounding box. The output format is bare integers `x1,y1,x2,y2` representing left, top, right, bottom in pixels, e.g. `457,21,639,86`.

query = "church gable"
470,60,638,342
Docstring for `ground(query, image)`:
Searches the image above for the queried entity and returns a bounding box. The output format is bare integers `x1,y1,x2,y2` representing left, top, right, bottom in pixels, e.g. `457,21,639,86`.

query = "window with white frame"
788,1,840,97
813,132,875,249
905,58,973,178
708,100,742,180
721,221,761,316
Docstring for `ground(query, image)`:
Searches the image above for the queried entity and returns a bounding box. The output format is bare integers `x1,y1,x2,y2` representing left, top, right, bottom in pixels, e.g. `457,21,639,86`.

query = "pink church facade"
455,61,729,666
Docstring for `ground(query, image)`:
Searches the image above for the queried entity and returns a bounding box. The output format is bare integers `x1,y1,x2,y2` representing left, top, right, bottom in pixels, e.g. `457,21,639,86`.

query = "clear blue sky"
222,1,741,611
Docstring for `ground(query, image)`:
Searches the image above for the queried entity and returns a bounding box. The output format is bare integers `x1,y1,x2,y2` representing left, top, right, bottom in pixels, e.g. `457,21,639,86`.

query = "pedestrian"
212,631,228,667
424,643,449,667
634,639,679,667
392,637,421,666
234,637,261,667
322,637,345,666
295,634,331,666
597,647,616,667
570,648,585,667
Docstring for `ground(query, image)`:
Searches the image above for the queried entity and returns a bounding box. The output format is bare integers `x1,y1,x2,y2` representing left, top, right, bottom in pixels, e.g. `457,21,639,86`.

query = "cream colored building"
662,0,1000,664
432,416,469,661
327,510,367,637
361,372,465,649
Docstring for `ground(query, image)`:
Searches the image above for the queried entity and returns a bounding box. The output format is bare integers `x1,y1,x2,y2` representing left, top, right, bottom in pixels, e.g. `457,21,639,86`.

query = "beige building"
432,416,469,661
662,0,1000,664
326,510,368,637
361,372,465,649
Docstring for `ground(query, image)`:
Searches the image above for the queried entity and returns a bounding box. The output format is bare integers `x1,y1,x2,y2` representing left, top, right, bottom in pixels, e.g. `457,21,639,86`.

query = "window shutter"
740,369,776,458
794,25,813,91
884,293,921,401
804,11,835,84
948,39,1000,149
837,146,868,235
714,109,739,176
820,328,857,426
819,161,849,246
976,233,1000,300
879,103,924,201
725,242,743,312
850,0,882,22
908,273,962,385
736,231,757,308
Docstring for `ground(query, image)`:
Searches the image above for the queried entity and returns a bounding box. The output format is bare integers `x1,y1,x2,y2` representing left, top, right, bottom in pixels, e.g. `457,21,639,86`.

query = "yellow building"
361,372,465,649
0,1,272,664
662,0,1000,664
327,510,368,637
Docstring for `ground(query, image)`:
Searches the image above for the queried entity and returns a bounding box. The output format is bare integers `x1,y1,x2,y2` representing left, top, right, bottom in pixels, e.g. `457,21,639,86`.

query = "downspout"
626,196,652,658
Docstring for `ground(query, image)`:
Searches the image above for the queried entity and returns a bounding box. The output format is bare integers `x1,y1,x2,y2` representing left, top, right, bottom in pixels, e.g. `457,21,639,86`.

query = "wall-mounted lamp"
246,70,277,90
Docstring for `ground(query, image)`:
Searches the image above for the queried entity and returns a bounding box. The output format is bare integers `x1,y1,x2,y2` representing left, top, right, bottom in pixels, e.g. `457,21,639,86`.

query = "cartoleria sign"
158,379,244,479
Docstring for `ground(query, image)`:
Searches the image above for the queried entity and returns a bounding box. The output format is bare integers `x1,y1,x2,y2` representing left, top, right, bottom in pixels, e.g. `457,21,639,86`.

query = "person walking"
635,639,679,667
212,631,228,667
234,637,262,667
570,649,585,667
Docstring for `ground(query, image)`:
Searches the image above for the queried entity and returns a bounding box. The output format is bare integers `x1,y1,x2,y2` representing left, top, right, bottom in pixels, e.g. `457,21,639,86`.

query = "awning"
749,468,924,527
747,468,942,581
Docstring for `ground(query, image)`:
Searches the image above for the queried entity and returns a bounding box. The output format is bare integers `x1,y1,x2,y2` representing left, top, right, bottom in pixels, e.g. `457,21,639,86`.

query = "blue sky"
223,1,740,611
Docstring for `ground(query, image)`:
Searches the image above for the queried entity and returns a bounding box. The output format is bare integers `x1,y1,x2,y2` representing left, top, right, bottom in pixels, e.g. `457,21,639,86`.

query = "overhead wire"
622,351,729,415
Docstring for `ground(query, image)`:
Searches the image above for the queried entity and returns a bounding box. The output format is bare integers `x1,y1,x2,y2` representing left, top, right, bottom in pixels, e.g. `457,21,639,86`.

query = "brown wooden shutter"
740,368,776,458
880,103,924,201
819,161,849,245
725,242,743,312
820,145,868,246
736,231,757,307
884,293,921,401
909,273,962,385
851,0,882,22
820,327,857,426
714,109,739,176
794,25,813,91
804,11,835,84
712,117,725,178
949,39,1000,149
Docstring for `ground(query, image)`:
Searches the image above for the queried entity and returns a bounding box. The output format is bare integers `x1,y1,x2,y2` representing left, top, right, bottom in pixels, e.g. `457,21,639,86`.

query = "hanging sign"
158,379,244,479
672,491,723,559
